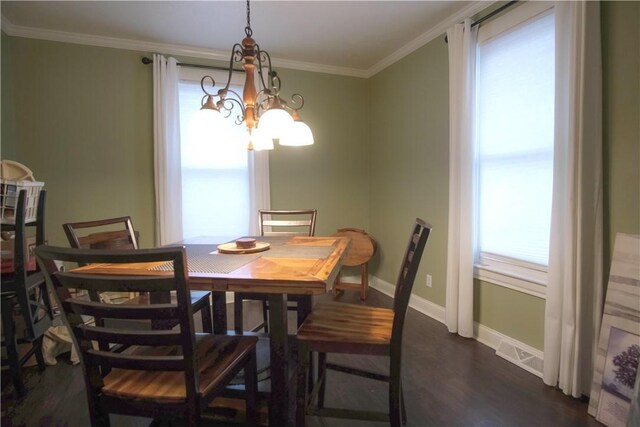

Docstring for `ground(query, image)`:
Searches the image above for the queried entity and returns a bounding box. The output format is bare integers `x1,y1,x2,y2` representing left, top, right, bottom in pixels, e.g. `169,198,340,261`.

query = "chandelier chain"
245,0,252,37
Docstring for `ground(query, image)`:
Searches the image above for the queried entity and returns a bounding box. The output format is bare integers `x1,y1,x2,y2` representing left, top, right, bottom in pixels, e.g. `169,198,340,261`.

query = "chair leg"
2,298,25,397
34,336,47,371
234,297,244,333
317,352,327,409
245,348,258,426
296,342,310,427
389,376,402,427
200,301,213,333
261,299,269,334
400,383,407,425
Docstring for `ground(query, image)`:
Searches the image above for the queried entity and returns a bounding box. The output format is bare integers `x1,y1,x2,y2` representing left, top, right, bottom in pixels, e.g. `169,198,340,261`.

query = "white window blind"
178,71,251,239
476,7,555,269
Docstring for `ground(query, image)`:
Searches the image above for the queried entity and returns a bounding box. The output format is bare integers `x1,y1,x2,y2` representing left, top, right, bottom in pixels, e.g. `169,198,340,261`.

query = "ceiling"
1,1,486,77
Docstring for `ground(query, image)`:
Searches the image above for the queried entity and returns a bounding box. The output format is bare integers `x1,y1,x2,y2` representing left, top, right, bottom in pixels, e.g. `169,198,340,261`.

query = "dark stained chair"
295,218,432,427
35,245,258,426
63,216,212,333
1,189,54,396
234,209,317,333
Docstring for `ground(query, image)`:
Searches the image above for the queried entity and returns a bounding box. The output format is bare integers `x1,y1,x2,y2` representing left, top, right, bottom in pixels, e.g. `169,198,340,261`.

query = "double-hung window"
177,67,251,239
474,3,555,298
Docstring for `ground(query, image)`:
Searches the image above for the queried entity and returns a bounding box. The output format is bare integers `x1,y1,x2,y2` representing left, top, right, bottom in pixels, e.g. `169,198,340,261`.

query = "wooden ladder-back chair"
35,245,258,426
234,209,317,333
63,216,212,333
1,189,54,396
296,218,432,427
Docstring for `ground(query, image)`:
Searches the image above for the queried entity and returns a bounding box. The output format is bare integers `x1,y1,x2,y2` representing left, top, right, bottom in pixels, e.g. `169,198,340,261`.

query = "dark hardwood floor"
1,289,601,427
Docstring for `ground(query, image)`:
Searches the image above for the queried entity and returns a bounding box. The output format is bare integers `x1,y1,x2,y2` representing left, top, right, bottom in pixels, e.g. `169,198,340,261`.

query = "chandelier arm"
217,88,246,114
254,45,274,94
218,97,246,125
254,93,272,117
200,75,217,96
287,93,305,112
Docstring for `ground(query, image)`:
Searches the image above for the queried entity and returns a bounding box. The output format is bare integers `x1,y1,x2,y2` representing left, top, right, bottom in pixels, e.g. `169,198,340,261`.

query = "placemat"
151,252,262,274
154,241,334,274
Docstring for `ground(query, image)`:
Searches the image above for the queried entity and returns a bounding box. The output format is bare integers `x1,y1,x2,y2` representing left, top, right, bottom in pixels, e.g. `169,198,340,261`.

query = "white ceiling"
1,1,487,77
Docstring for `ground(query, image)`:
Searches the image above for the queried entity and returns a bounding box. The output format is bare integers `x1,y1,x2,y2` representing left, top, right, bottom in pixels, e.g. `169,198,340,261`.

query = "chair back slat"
391,219,431,348
63,216,139,251
35,245,199,394
79,325,183,346
55,272,176,293
61,299,180,320
86,350,186,372
259,209,317,237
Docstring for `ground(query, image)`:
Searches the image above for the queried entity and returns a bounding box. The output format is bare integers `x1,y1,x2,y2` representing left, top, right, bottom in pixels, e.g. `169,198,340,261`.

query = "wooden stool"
332,228,377,300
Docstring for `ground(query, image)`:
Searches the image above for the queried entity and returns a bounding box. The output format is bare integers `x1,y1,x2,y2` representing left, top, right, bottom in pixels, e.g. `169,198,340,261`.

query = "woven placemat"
151,252,262,274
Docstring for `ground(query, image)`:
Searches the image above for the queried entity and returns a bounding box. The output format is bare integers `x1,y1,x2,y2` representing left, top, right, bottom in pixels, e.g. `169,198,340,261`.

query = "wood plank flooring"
1,289,601,426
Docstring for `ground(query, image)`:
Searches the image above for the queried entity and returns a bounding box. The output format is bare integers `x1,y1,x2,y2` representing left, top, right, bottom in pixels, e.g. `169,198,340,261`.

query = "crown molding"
1,1,491,80
365,1,494,78
1,17,368,78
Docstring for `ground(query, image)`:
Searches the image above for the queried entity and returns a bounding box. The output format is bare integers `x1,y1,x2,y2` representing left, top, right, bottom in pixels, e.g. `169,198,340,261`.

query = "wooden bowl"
235,238,256,249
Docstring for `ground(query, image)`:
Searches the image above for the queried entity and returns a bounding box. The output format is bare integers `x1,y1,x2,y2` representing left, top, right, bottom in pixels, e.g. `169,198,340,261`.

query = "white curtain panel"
248,150,271,235
153,54,183,246
543,1,603,397
445,20,478,338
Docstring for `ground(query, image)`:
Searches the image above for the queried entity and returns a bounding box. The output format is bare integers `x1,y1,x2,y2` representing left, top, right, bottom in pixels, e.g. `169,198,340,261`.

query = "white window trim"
473,0,554,301
474,253,546,299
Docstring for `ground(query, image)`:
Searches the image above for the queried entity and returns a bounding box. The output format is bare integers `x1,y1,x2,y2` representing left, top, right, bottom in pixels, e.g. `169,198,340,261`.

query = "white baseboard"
369,275,544,377
370,276,446,323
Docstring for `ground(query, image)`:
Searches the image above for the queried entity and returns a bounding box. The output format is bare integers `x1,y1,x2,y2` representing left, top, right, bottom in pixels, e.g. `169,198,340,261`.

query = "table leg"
212,291,227,334
296,295,312,327
268,294,288,426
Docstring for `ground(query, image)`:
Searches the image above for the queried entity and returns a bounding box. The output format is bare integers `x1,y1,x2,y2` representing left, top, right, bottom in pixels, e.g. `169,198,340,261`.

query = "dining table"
72,234,350,426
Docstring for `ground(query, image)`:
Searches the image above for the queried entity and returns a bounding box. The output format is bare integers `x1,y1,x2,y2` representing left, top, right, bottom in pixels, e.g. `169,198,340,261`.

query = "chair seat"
297,302,393,355
102,334,257,403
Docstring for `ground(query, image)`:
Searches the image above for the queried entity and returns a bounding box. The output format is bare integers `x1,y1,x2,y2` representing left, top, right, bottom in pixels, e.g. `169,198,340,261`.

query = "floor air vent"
496,339,544,378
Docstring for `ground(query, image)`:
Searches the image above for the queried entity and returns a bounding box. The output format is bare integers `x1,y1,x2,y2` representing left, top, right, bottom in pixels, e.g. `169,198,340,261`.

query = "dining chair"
63,216,212,333
1,189,54,396
295,218,432,427
35,245,259,426
234,209,317,333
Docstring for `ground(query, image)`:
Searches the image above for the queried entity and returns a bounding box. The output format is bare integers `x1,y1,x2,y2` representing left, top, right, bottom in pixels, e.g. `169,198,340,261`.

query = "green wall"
368,38,450,307
1,37,155,248
367,0,640,351
1,1,638,352
267,68,370,236
1,33,17,159
602,1,640,270
0,36,369,248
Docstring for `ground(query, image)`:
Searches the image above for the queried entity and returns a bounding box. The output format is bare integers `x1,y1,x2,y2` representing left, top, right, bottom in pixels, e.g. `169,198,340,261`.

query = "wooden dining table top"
71,235,350,295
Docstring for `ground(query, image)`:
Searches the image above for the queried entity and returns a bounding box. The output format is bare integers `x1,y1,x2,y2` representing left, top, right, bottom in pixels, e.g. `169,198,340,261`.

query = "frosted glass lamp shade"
258,107,294,140
251,127,274,151
280,120,314,146
190,108,233,145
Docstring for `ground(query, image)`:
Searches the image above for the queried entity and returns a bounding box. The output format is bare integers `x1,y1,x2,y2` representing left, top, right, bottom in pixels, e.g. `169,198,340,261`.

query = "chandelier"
199,0,314,151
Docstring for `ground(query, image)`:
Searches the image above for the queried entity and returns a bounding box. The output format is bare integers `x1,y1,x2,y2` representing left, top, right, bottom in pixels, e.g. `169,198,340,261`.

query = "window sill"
474,264,546,299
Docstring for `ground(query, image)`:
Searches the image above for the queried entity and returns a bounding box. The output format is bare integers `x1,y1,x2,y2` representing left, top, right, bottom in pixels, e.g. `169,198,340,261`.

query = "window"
177,68,251,239
474,3,555,297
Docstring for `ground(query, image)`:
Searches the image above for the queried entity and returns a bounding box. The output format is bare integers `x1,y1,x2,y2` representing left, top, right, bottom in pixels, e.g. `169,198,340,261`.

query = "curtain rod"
444,1,520,43
141,56,245,73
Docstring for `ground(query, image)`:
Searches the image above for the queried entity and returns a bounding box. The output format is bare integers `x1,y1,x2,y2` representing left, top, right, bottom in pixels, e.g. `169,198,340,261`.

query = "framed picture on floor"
588,233,640,427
